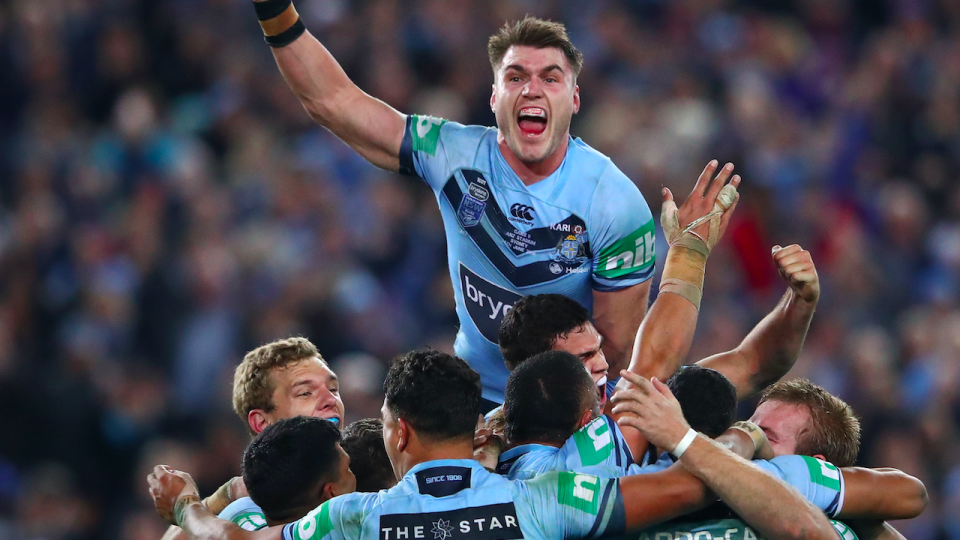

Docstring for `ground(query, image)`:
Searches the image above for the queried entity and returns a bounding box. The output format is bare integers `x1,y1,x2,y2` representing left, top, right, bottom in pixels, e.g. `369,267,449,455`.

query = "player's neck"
505,438,564,451
498,137,569,186
396,438,476,477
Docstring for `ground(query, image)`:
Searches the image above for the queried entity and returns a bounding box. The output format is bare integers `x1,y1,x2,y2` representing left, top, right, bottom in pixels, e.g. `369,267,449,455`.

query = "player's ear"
322,481,342,501
572,85,580,114
813,453,827,462
397,417,410,452
249,409,270,434
490,86,497,112
577,407,593,430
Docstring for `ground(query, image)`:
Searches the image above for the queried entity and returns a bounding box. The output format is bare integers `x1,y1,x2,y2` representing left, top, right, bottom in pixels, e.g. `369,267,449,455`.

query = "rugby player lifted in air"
246,0,740,408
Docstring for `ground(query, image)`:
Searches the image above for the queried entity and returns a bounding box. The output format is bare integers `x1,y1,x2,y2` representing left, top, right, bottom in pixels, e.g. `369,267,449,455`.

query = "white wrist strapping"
672,428,698,459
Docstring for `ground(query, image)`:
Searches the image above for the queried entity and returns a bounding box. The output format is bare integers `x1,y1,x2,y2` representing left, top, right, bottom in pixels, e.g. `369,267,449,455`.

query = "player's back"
282,459,626,540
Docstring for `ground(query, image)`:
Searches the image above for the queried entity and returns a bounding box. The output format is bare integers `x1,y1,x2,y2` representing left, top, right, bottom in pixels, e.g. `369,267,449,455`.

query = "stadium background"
1,0,959,538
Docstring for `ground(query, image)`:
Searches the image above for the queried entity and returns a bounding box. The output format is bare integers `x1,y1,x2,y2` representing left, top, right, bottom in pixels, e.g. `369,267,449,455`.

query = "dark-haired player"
664,366,738,439
219,417,355,531
340,419,397,493
497,353,747,480
495,243,820,464
218,418,396,530
244,0,746,409
149,349,839,540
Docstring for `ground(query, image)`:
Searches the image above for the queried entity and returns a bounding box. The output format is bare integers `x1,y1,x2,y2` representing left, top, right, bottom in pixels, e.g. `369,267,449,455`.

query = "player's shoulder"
408,115,495,151
566,137,633,188
218,497,267,531
565,138,647,219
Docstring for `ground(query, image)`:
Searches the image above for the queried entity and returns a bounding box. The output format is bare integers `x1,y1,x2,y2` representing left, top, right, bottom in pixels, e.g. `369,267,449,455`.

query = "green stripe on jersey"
558,472,601,515
831,520,860,540
802,456,842,491
294,501,335,540
596,220,656,279
231,510,267,531
410,115,446,156
573,418,614,466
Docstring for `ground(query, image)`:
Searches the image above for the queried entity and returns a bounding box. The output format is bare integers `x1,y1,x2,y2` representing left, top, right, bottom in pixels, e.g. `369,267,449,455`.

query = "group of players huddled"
146,3,928,540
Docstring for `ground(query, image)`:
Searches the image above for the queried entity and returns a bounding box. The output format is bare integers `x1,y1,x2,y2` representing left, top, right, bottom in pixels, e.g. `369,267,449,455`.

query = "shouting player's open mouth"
518,106,548,137
597,375,608,407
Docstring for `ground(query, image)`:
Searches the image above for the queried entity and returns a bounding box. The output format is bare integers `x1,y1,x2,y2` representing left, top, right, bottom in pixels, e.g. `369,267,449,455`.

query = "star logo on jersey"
432,519,454,540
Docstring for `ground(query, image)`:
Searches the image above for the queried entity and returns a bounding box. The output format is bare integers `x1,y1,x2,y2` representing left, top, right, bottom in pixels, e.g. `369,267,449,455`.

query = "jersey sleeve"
283,495,364,540
753,455,846,517
217,497,267,531
521,471,626,539
398,115,480,193
587,164,656,292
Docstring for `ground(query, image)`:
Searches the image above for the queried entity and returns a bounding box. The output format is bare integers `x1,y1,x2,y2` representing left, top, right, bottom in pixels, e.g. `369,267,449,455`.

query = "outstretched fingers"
689,160,719,200
704,162,735,204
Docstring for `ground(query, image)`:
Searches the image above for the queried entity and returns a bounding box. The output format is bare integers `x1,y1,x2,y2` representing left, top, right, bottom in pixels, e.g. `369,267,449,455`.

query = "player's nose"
522,78,543,97
316,387,338,411
591,352,609,373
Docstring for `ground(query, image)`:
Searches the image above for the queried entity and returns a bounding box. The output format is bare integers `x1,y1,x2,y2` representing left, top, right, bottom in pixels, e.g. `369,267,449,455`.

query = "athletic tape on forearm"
659,244,707,310
201,479,234,515
672,428,699,459
729,421,765,453
174,495,202,529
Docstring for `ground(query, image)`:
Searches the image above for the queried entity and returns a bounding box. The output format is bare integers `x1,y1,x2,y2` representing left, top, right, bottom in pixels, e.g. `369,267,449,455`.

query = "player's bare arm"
161,477,246,540
698,244,820,398
626,160,741,383
846,520,909,540
149,466,280,540
252,0,405,171
617,464,714,531
606,161,740,458
613,371,838,540
835,467,928,520
592,280,651,375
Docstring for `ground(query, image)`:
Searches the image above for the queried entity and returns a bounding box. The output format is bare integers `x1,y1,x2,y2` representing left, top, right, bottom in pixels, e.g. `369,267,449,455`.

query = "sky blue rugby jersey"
282,459,626,540
219,497,267,531
497,416,635,480
399,116,656,403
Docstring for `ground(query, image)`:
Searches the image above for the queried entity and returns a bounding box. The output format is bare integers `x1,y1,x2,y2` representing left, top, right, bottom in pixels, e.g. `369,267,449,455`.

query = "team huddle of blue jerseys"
211,115,854,540
221,415,849,540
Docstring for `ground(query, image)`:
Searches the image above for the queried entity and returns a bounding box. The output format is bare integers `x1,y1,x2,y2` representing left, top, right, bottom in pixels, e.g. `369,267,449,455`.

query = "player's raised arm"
697,244,820,398
625,160,740,383
613,372,838,540
251,0,406,171
606,161,739,459
149,466,282,540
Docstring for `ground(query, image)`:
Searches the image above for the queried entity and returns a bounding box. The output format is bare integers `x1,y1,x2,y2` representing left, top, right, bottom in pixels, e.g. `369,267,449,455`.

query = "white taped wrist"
673,428,698,459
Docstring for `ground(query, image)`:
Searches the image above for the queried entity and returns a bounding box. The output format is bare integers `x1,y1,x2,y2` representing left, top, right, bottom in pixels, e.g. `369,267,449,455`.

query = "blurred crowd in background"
1,0,960,538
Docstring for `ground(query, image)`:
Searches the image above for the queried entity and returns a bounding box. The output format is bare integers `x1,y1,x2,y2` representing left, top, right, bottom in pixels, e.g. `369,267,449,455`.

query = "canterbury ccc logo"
510,204,535,221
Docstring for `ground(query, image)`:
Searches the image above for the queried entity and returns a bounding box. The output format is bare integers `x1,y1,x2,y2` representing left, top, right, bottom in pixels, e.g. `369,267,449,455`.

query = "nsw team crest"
457,194,486,228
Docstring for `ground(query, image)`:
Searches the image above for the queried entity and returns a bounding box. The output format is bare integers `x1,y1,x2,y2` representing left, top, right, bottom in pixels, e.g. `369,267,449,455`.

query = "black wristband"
264,18,305,47
254,0,291,21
